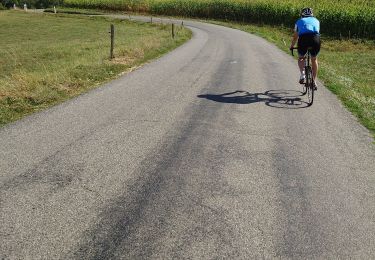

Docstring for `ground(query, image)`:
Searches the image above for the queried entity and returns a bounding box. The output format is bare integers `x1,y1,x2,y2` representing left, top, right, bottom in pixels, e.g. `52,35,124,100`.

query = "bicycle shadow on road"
197,90,309,109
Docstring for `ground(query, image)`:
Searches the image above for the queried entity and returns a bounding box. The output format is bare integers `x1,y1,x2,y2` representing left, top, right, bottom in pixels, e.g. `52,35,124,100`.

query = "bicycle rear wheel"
305,66,314,106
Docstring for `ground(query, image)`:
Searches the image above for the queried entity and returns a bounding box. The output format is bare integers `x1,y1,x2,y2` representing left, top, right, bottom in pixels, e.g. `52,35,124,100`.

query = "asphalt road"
1,17,374,259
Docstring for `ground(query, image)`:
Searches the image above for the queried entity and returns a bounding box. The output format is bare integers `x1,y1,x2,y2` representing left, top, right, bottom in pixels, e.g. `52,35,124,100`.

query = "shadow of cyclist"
197,90,309,109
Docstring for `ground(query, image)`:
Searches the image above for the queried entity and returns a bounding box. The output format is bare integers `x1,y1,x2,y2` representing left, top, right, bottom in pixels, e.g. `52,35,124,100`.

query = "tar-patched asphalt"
1,16,374,259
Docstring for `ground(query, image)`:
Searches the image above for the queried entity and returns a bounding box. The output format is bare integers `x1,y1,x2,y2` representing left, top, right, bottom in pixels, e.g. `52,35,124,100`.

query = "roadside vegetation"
62,0,375,39
1,0,60,9
0,11,191,125
43,6,103,14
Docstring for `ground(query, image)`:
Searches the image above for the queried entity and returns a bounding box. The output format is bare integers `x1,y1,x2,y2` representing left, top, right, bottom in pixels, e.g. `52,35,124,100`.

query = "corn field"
63,0,375,39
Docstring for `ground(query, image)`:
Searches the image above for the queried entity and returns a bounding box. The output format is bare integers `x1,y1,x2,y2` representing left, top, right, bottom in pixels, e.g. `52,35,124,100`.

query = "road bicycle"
291,47,315,106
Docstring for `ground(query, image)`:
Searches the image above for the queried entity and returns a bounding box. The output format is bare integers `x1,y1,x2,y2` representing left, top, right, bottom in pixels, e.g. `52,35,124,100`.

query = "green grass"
207,20,375,138
0,11,191,126
44,7,105,15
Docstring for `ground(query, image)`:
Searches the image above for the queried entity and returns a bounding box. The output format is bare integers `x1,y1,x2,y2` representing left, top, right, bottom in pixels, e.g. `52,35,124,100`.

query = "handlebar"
290,47,298,56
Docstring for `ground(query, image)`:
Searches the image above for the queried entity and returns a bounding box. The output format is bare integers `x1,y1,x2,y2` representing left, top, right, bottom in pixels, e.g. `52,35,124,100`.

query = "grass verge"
0,11,191,126
207,20,375,139
43,7,105,15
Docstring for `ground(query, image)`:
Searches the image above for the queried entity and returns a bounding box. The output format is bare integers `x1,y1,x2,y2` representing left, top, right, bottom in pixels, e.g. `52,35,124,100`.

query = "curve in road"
1,17,374,259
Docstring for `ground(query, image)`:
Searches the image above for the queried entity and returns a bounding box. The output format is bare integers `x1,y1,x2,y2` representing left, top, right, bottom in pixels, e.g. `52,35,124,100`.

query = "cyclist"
290,7,321,89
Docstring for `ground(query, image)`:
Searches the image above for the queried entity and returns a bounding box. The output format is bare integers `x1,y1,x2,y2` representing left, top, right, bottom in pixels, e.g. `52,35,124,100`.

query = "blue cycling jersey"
295,17,320,36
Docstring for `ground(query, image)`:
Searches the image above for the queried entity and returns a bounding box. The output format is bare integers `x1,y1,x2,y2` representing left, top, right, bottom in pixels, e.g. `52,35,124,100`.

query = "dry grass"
0,11,191,125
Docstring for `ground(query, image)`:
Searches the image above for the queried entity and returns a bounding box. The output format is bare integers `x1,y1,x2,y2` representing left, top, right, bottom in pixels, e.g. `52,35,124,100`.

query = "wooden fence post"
110,24,114,59
172,23,175,38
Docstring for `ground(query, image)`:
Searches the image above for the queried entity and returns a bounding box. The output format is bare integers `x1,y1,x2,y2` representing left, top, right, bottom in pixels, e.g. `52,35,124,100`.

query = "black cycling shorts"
298,34,321,57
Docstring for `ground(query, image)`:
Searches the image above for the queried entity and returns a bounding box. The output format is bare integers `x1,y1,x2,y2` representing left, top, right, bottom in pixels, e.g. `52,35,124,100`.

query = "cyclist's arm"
290,31,298,49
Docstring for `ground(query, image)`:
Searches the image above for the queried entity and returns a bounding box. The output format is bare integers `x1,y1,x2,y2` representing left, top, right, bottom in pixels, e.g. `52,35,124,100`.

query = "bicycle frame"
291,47,315,106
305,51,311,71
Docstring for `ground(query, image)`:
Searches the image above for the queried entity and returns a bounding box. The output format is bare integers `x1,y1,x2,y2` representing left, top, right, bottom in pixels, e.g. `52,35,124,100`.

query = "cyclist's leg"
311,56,318,90
297,36,308,83
310,34,321,83
298,56,305,74
311,56,318,81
